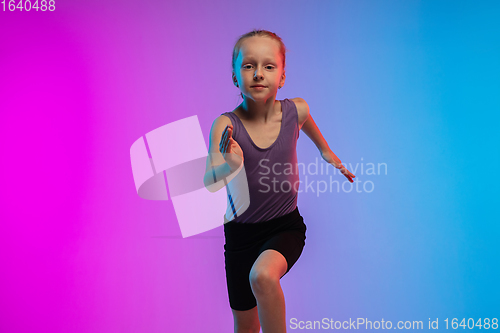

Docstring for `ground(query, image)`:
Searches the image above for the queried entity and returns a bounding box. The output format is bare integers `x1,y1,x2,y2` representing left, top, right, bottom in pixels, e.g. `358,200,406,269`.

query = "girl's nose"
254,69,263,79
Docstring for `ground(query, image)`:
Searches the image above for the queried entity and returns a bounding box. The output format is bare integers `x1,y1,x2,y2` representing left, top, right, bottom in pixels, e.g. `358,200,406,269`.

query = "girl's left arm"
292,97,356,182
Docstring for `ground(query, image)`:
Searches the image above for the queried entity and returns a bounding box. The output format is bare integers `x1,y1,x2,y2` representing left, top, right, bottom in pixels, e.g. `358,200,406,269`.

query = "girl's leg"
249,249,288,333
232,306,260,333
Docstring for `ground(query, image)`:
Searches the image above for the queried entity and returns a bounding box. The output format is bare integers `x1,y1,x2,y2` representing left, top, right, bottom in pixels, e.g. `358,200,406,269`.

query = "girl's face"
233,36,285,102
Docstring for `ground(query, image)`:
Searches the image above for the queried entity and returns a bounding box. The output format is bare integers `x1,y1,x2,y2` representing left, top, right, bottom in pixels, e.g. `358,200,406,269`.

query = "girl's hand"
219,124,244,172
320,149,356,183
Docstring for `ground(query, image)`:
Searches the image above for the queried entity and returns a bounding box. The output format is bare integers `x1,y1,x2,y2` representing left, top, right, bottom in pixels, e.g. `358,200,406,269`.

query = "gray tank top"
221,98,300,223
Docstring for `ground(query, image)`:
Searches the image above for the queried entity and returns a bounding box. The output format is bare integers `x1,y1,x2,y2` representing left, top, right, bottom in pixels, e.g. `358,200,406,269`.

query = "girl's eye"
243,65,275,69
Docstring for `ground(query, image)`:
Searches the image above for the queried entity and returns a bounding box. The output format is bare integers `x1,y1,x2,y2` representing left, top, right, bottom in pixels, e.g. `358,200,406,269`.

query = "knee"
249,269,279,297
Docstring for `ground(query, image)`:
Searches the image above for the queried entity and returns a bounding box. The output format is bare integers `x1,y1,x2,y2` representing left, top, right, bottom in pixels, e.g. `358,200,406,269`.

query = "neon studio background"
1,0,499,332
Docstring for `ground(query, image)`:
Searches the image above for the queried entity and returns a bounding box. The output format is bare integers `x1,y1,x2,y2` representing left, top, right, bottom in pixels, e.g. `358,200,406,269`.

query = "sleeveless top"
220,98,300,223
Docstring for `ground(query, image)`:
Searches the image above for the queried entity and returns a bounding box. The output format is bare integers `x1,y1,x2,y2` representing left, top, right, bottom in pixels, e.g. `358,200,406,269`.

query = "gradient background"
1,0,499,332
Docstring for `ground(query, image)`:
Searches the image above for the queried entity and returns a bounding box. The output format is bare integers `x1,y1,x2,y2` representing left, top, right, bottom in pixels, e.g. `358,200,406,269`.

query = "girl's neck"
237,97,281,123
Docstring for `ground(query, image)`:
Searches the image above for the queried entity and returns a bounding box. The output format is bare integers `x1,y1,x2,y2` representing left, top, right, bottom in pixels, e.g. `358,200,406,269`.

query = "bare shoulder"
217,113,233,127
290,97,310,130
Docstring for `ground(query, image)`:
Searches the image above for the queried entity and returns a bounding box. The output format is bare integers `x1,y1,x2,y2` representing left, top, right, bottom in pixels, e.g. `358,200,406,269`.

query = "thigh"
259,223,306,275
225,246,261,311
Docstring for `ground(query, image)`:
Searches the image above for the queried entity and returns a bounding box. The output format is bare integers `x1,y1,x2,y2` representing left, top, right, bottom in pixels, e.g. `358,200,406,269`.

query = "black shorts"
223,206,307,311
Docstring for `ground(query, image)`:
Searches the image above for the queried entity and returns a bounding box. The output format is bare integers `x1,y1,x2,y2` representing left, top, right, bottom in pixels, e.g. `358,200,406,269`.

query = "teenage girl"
204,30,355,333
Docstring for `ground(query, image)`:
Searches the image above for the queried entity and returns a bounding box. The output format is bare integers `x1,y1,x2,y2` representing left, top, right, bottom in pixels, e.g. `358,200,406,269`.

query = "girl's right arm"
203,115,244,192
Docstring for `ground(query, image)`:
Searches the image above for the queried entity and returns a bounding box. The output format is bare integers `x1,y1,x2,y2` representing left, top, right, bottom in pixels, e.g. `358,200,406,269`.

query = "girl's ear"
280,72,286,87
232,72,238,87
